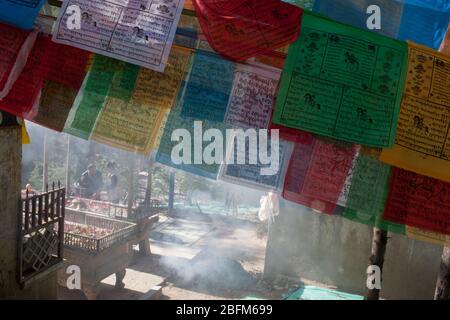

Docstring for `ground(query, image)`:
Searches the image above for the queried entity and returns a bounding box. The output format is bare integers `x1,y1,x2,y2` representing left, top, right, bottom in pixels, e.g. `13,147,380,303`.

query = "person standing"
78,163,103,199
106,161,120,203
258,189,279,234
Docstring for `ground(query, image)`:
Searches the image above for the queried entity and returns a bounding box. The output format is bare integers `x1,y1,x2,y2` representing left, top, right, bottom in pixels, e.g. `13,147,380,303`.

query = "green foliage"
22,123,223,202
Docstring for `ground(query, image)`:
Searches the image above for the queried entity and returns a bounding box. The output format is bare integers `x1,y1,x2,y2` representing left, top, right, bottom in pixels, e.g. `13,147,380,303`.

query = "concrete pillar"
0,123,58,299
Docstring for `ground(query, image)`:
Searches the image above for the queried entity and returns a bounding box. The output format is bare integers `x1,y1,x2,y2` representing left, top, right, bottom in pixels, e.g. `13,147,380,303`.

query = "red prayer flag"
282,138,356,214
0,36,47,116
192,0,302,61
383,168,450,235
39,37,90,90
0,23,34,98
270,123,313,144
0,35,89,116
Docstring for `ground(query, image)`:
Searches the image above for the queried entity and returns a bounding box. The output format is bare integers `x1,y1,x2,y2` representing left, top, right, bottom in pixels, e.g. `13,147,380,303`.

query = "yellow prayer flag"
91,47,192,155
20,119,30,144
406,226,450,247
380,42,450,183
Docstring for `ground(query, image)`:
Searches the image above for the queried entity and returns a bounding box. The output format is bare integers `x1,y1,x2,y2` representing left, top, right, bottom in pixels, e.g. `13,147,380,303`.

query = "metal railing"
64,209,136,253
18,183,65,285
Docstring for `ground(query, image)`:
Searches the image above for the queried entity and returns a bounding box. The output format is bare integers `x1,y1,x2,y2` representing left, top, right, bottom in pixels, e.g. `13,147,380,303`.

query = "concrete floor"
58,210,283,300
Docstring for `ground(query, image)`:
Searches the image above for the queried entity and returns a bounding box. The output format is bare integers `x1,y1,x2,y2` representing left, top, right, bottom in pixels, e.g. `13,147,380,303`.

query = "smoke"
21,121,146,193
162,248,257,293
23,121,269,297
156,210,261,294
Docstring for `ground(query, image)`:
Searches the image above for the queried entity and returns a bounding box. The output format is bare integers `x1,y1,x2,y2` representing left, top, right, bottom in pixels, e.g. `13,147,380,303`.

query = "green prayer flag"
343,153,405,234
272,11,408,147
64,55,139,139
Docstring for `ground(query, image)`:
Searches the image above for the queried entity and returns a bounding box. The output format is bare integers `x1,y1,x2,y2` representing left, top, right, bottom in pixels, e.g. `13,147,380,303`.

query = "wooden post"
127,153,136,216
144,154,155,205
168,171,175,213
65,135,71,196
42,131,49,192
366,227,388,300
434,246,450,300
137,154,155,256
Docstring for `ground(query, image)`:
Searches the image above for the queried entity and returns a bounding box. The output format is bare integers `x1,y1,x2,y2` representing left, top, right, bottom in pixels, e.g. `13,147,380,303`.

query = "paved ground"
148,211,274,300
59,209,287,300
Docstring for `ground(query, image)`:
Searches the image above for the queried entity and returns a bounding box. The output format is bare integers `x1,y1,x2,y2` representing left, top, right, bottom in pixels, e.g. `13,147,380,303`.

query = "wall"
264,200,443,300
0,124,58,299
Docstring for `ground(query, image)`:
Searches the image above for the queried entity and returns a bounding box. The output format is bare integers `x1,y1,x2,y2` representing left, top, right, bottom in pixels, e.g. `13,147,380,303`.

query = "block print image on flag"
0,23,37,100
282,137,357,214
0,35,90,117
380,42,450,183
91,47,192,154
224,62,281,130
156,81,230,180
382,168,450,236
192,0,303,61
52,0,186,72
24,80,78,132
64,55,138,140
342,149,405,234
272,11,408,148
181,50,235,122
218,133,291,191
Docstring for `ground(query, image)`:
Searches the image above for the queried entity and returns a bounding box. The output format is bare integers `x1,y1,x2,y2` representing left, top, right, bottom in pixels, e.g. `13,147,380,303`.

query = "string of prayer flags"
64,55,122,139
0,35,90,117
156,81,230,179
0,0,45,30
406,226,450,247
181,50,235,121
312,0,450,50
383,168,450,236
24,81,78,132
0,24,37,99
133,47,192,109
282,138,357,214
53,0,185,72
218,135,290,191
342,149,405,234
224,62,281,129
91,97,166,154
91,48,192,154
192,0,302,61
380,42,450,183
272,11,408,148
